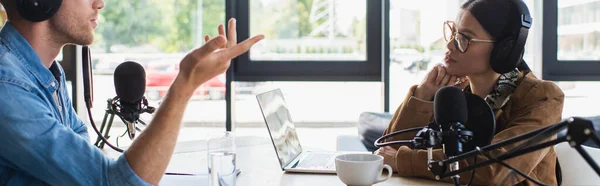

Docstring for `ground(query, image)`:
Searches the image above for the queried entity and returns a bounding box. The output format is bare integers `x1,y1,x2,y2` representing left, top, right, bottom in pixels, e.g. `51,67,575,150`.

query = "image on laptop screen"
256,89,303,168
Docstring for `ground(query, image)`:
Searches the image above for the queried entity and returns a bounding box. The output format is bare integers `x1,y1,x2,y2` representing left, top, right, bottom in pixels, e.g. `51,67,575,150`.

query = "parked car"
426,52,446,71
93,58,123,75
145,61,225,101
390,48,428,72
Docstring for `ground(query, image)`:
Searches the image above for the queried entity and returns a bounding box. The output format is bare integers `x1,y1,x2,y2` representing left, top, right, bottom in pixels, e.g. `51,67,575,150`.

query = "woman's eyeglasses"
444,21,495,53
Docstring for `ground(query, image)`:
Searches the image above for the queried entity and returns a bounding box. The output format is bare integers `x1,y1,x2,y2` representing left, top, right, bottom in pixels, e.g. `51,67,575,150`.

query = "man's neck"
467,70,501,99
10,21,64,68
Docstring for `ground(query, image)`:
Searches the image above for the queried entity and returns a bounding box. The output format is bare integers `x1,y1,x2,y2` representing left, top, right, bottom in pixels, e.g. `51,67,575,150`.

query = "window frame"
542,0,600,81
231,0,384,82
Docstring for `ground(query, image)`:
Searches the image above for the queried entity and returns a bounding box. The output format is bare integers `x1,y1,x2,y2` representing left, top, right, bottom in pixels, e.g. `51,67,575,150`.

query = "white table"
108,136,450,186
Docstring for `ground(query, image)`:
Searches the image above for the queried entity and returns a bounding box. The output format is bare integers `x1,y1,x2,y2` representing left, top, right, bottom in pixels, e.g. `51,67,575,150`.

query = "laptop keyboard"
296,152,335,169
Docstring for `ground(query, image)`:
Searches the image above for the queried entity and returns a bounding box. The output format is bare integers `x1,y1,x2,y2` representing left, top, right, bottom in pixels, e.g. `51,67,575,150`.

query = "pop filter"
463,93,496,151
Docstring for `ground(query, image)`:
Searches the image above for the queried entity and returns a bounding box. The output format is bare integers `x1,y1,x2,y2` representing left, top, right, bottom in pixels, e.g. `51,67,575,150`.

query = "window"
557,0,600,61
233,0,382,81
230,0,384,149
543,0,600,81
249,0,367,61
88,0,226,145
542,0,600,121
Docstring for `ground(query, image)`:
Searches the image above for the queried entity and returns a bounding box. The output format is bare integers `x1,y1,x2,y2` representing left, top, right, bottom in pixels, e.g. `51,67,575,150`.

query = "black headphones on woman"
16,0,62,22
489,0,532,74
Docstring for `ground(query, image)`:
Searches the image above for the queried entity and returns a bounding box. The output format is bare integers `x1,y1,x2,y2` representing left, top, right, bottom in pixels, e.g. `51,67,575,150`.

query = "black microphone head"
464,93,496,151
434,86,468,128
114,61,146,104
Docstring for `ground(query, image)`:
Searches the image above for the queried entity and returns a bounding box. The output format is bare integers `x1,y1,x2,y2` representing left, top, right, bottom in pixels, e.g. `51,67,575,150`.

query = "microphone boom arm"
428,117,600,183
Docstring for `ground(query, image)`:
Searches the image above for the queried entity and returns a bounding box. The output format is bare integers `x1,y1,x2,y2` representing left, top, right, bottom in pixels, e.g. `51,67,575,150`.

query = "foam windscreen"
464,93,496,151
434,86,468,128
113,61,146,104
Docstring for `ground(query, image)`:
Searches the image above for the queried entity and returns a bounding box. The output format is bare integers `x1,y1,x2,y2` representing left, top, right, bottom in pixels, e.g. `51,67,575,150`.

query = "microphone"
88,59,155,152
433,86,470,183
434,86,469,156
374,86,496,180
113,61,150,139
427,117,600,185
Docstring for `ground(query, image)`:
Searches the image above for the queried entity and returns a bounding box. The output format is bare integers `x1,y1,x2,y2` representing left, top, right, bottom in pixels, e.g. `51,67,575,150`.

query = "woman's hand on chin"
414,64,468,101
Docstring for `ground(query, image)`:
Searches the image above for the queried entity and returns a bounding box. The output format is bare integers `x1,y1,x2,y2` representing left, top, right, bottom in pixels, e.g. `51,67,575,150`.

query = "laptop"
256,89,348,174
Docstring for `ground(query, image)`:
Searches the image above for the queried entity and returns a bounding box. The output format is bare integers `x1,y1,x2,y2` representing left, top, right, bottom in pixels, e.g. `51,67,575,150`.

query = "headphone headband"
510,0,531,68
490,0,532,74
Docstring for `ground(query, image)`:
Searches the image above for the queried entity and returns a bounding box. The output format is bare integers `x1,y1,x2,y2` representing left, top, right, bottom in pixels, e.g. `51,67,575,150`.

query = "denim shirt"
0,23,151,186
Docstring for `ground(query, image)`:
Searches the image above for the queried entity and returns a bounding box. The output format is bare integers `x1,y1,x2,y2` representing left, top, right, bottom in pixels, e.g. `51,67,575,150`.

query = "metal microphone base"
450,161,460,186
93,98,117,149
93,97,150,149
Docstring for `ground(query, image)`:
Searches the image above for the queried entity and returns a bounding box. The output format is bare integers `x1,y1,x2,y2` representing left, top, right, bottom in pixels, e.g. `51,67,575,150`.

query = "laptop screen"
256,89,303,168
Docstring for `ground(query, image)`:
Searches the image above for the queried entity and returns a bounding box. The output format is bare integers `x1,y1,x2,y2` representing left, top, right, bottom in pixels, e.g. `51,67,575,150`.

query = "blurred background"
1,0,599,151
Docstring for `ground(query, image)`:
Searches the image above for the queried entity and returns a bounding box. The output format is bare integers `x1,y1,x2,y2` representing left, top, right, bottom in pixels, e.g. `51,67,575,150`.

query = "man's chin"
68,37,94,46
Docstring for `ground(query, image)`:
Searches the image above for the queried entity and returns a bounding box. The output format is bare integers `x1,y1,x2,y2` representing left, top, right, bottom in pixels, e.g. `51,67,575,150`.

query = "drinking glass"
207,131,236,186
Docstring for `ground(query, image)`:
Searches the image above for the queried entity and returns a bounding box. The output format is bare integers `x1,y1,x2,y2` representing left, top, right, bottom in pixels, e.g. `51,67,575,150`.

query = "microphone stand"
442,122,473,185
93,98,117,149
93,96,155,149
428,117,600,185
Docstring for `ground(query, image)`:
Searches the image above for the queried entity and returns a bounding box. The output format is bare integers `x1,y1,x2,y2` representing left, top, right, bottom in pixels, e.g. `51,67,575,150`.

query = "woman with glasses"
376,0,564,185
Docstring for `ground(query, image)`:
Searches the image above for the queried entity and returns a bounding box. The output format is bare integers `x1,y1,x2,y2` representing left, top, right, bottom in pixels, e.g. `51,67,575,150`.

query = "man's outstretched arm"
124,18,264,185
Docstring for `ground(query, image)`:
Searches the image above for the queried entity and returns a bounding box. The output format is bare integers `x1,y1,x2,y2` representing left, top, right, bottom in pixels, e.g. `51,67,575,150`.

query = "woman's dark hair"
461,0,521,41
461,0,533,72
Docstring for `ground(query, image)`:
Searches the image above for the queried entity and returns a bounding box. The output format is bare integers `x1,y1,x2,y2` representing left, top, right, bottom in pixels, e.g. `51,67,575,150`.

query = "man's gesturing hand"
175,18,264,95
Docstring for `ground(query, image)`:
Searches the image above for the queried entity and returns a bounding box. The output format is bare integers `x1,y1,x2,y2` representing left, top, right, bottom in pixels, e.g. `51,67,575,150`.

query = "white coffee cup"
335,153,392,186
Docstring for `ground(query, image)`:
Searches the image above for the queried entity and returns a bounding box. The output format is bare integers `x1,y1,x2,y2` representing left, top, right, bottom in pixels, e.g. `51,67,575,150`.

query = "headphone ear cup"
16,0,62,22
490,37,516,74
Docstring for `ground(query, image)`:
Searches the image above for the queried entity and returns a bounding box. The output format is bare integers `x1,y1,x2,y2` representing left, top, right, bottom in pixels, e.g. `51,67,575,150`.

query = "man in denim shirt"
0,0,263,185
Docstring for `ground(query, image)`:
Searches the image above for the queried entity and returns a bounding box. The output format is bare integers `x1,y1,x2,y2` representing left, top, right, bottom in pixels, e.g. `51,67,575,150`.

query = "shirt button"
51,82,56,87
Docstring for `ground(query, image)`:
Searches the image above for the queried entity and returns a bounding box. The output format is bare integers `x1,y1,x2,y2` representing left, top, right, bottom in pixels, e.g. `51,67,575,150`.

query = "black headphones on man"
489,0,532,74
16,0,62,22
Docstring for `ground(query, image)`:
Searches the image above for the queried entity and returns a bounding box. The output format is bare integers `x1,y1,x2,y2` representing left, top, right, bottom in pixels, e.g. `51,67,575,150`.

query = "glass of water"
207,131,236,186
